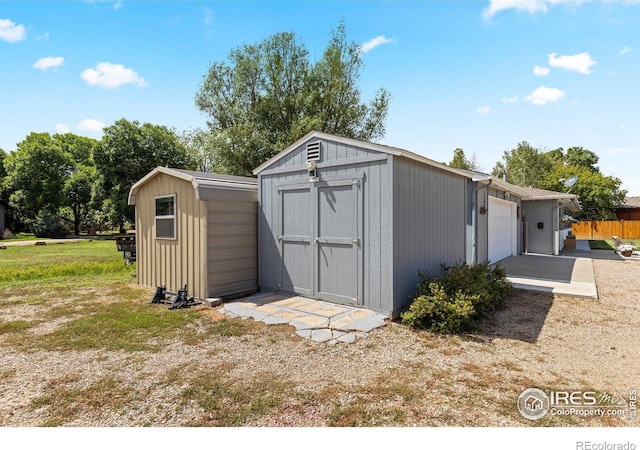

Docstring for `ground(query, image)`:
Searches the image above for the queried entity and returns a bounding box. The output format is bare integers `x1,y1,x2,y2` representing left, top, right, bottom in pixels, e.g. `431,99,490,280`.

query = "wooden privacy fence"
572,220,640,240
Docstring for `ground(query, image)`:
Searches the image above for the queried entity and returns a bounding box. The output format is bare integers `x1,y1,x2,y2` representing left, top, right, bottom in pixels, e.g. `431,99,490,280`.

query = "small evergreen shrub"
401,262,511,333
31,209,70,238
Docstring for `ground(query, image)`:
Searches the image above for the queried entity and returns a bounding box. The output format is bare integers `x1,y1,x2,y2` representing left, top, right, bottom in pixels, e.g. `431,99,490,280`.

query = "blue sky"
1,0,639,195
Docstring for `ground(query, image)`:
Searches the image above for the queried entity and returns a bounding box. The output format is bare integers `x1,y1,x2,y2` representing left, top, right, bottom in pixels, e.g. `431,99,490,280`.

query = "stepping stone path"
221,293,387,344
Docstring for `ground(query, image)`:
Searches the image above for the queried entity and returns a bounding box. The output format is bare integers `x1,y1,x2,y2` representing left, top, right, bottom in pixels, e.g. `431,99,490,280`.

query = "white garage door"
488,197,517,263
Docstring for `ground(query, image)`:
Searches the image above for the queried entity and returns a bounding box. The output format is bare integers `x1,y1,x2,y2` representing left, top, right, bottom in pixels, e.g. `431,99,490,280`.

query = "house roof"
128,166,257,205
617,196,640,209
519,186,581,211
252,130,530,197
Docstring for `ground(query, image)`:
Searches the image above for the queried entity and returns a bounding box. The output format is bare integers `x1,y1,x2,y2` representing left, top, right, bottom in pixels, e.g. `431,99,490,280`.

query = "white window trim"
154,194,176,240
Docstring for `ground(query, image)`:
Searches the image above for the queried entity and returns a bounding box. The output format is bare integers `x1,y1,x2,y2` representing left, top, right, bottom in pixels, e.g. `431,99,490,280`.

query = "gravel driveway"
1,249,638,427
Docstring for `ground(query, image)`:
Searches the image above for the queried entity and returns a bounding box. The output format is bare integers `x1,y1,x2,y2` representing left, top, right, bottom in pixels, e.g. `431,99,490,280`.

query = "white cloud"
360,35,394,54
77,119,106,133
533,65,550,76
477,106,491,115
484,0,640,18
501,96,519,104
0,18,27,43
619,46,634,55
483,0,547,18
548,52,596,74
35,31,50,41
33,56,64,71
55,123,70,134
113,0,122,10
81,62,147,88
525,86,565,105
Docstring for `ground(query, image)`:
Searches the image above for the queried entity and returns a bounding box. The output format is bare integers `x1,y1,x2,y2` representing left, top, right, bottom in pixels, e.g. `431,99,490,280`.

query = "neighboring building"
615,197,640,221
253,131,527,318
128,167,258,301
520,187,580,255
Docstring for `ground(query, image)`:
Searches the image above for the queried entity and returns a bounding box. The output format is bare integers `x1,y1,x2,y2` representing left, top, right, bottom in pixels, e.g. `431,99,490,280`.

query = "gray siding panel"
258,138,394,315
392,157,468,314
523,200,554,254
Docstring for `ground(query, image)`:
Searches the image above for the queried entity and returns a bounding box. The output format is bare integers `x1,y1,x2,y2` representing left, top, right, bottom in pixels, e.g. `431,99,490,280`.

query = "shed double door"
278,176,362,305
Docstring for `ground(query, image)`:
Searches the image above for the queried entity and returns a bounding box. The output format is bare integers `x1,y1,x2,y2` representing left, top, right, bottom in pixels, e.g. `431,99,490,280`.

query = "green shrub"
401,262,511,333
30,209,70,238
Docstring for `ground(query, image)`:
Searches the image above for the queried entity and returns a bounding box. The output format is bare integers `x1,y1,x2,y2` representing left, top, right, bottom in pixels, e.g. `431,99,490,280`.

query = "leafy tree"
0,148,7,203
539,154,625,220
448,148,480,171
491,141,553,187
53,133,99,235
492,142,626,220
180,128,218,173
195,21,390,176
564,146,599,172
2,133,71,223
0,148,7,182
93,118,195,231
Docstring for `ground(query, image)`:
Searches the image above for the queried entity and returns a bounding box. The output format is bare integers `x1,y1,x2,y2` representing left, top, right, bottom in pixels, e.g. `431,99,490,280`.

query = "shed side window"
155,195,176,239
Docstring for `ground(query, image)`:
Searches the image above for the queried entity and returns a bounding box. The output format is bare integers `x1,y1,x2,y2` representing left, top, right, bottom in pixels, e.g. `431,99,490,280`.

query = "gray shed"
128,167,258,301
253,131,527,317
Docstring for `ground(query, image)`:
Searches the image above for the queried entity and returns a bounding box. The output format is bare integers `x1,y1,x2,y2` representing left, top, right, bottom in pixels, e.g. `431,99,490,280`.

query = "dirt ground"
0,249,638,427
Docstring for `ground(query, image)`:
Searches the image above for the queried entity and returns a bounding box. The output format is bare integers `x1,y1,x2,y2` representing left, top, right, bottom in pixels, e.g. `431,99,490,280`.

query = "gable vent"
306,142,321,162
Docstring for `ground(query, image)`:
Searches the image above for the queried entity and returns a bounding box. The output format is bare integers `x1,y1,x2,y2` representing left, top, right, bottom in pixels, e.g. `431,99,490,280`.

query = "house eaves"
520,186,581,211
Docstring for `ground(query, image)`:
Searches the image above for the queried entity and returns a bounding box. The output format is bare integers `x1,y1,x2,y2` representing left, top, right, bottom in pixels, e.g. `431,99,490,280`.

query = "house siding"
392,157,468,314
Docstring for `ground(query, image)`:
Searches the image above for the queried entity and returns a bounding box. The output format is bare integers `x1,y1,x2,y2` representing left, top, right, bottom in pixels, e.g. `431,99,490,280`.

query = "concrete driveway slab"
500,250,598,299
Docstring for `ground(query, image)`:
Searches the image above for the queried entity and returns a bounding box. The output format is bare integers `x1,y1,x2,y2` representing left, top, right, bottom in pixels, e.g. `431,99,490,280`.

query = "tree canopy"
195,22,390,176
492,142,626,220
448,148,480,171
93,118,194,231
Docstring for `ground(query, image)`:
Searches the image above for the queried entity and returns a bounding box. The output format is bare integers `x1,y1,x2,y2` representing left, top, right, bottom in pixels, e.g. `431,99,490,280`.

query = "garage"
488,196,517,263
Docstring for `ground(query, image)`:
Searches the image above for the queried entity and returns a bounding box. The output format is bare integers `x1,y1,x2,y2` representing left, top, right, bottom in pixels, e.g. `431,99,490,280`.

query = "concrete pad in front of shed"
221,302,270,320
289,315,330,330
221,292,387,344
272,297,313,308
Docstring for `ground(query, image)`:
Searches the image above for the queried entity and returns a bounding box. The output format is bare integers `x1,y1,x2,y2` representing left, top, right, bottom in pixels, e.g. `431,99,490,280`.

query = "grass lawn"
1,240,636,428
1,232,39,242
0,240,134,284
589,239,639,250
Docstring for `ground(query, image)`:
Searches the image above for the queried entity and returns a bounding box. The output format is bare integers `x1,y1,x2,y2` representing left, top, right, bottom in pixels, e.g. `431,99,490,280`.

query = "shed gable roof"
253,131,530,197
128,167,257,205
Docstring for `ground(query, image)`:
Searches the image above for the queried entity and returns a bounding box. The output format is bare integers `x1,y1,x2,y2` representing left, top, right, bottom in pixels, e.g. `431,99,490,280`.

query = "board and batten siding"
392,157,468,314
258,137,395,315
206,192,258,297
135,173,207,300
